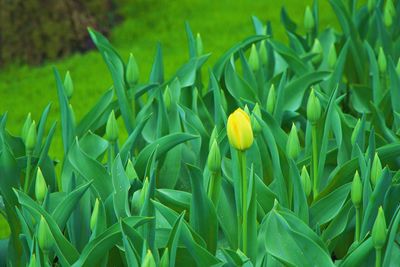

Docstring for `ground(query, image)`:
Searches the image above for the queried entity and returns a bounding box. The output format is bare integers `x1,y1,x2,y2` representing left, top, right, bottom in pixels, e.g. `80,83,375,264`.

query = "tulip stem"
355,207,361,243
208,171,221,207
238,150,248,255
375,248,382,267
311,124,319,199
23,152,32,193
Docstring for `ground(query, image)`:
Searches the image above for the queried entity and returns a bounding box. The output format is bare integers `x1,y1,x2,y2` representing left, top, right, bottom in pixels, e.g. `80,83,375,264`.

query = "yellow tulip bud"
227,108,254,151
286,123,301,159
207,139,221,172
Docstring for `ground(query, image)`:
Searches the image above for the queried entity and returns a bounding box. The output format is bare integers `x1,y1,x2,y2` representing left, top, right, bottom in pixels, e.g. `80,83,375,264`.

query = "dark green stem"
355,207,361,242
375,248,382,267
238,150,248,255
311,124,319,199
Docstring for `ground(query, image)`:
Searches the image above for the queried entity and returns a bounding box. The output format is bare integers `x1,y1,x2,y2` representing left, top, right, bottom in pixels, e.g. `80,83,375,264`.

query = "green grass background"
0,0,338,159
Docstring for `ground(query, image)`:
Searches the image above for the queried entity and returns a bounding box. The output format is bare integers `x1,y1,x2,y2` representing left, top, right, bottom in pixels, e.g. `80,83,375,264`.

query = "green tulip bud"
163,85,172,110
28,254,36,267
311,39,323,65
267,84,276,114
396,58,400,77
372,206,387,249
69,104,76,127
159,248,169,267
259,40,268,65
196,33,203,56
385,0,396,16
64,71,74,99
37,216,54,252
142,250,156,267
300,166,311,197
328,44,337,69
244,104,250,115
126,53,139,87
125,159,138,183
384,6,393,27
25,121,37,152
106,110,118,142
251,103,262,135
209,126,218,149
378,47,387,73
90,198,100,231
35,168,47,204
249,44,260,72
21,113,32,142
131,178,149,214
368,0,376,13
304,6,315,32
371,153,383,188
207,139,221,173
351,171,362,208
286,123,301,159
351,119,362,145
307,88,321,124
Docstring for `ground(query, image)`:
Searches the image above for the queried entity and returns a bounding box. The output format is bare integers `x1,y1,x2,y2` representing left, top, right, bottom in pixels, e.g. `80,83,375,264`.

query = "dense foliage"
0,0,115,66
1,0,400,266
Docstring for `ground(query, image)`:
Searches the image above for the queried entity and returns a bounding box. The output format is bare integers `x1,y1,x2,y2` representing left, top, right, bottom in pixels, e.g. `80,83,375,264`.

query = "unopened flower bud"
328,44,337,69
209,127,218,149
90,198,100,231
64,71,74,99
21,113,32,142
384,6,393,27
35,168,47,204
267,84,276,114
25,121,37,152
37,216,54,252
372,206,387,249
196,33,203,56
368,0,376,13
251,103,262,135
159,248,169,267
301,166,311,197
207,139,221,172
351,119,362,145
371,153,383,188
378,47,387,73
163,85,172,110
28,254,36,267
259,40,268,65
249,44,260,72
304,6,315,32
307,88,321,124
311,39,323,65
106,110,118,142
142,250,156,267
126,53,139,87
125,159,138,183
227,108,254,151
286,123,301,159
351,171,362,208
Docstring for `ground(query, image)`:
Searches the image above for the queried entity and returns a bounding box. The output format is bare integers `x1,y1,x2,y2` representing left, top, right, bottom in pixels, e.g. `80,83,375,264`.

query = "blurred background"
0,0,337,156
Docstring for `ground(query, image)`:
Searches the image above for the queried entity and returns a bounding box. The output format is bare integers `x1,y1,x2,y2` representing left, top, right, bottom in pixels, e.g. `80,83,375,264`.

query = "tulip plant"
1,0,400,266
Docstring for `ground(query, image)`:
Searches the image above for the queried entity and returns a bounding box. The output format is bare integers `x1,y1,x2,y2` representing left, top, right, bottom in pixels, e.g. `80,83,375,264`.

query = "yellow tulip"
227,108,254,151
